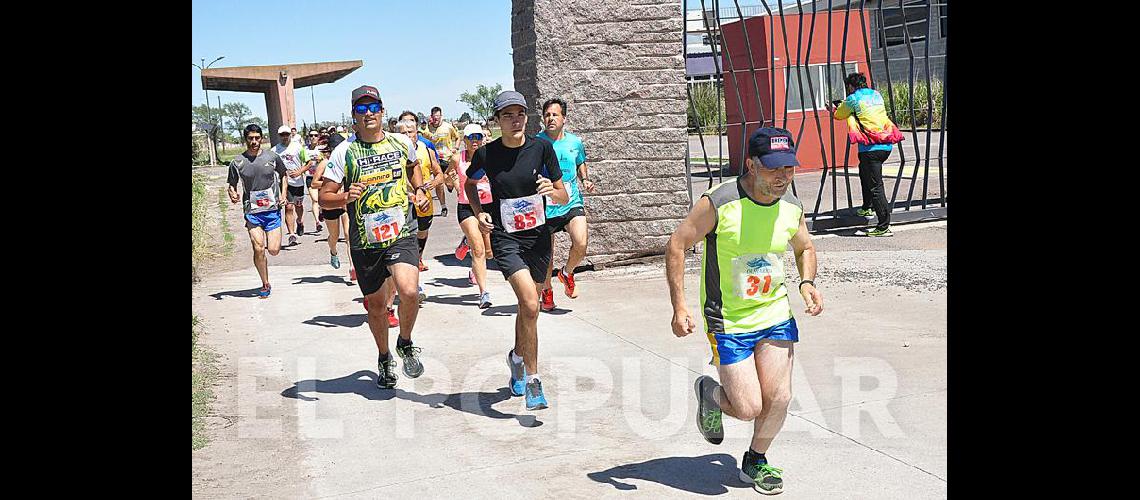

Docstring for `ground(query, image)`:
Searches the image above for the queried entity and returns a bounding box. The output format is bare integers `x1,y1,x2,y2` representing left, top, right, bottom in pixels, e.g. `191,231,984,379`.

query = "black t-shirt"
467,136,562,239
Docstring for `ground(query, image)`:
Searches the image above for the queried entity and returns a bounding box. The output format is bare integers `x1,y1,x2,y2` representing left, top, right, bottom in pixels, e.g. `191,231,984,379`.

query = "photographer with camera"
825,72,904,237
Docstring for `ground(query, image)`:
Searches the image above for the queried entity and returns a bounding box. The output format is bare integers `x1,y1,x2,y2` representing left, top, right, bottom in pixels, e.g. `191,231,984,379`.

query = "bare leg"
388,262,422,341
564,215,589,277
248,226,269,285
750,340,794,453
506,269,540,374
459,217,489,294
364,281,392,355
714,352,765,421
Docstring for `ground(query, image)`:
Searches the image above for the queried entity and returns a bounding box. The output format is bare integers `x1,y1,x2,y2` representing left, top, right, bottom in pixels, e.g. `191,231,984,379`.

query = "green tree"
457,83,503,121
221,102,267,136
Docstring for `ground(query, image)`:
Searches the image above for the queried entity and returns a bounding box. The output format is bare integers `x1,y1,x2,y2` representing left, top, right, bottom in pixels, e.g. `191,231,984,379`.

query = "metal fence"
684,0,948,231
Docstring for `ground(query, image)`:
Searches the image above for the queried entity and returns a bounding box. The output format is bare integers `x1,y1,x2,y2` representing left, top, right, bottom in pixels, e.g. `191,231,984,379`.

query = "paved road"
192,167,947,498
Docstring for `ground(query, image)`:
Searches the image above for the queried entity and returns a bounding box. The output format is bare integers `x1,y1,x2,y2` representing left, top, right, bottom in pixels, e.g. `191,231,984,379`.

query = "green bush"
688,82,726,133
885,78,944,130
192,174,208,282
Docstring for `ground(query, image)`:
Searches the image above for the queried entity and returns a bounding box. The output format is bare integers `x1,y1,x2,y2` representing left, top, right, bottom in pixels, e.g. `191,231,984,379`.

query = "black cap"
493,90,528,113
326,131,345,150
748,127,799,168
350,85,382,105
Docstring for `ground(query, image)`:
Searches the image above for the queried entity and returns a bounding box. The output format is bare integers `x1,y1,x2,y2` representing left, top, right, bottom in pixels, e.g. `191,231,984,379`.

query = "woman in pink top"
451,123,495,309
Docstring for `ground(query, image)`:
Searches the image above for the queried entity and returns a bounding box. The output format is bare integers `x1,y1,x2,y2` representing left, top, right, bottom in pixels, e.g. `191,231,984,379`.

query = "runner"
535,98,595,312
226,124,290,299
665,127,823,495
398,110,445,269
397,118,444,299
424,106,460,217
310,133,354,279
274,125,308,244
452,123,495,309
318,85,431,388
465,90,568,410
301,129,325,235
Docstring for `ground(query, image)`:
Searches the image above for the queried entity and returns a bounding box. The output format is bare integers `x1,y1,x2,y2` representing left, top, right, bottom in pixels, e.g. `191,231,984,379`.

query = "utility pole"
217,95,224,153
193,56,225,165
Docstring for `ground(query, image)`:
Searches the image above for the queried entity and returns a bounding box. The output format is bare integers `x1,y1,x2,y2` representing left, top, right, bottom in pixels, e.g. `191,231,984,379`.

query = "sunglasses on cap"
466,133,484,141
353,102,382,114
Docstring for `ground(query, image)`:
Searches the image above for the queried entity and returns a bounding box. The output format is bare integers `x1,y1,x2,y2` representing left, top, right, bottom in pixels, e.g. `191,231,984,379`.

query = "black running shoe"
395,343,424,378
377,355,398,389
694,375,724,445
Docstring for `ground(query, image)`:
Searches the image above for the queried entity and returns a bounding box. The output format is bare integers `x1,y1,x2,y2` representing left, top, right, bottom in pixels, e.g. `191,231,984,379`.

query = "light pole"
193,56,225,165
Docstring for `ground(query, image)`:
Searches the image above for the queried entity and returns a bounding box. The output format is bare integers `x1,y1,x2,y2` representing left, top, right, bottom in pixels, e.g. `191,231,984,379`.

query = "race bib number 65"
500,194,545,233
364,207,405,244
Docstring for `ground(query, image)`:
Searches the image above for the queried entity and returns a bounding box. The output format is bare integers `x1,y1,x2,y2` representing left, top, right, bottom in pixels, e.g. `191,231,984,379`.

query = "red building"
720,10,872,172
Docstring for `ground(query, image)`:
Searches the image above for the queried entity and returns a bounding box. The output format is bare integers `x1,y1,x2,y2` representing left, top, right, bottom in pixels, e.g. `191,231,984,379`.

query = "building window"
939,3,947,39
879,0,930,48
786,62,859,112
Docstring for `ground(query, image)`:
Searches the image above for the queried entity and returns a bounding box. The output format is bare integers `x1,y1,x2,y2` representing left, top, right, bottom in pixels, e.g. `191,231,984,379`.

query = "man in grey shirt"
227,124,290,299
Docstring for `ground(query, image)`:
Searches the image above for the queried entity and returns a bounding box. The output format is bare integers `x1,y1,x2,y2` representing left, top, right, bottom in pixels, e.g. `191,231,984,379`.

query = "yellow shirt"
424,121,460,158
413,141,434,217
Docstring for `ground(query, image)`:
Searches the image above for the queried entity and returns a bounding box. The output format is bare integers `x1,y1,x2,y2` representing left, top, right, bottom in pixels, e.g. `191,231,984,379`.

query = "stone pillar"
512,0,689,268
266,70,296,145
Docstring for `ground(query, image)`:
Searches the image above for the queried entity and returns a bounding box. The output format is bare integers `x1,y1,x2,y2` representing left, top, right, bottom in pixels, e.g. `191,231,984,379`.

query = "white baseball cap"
277,125,291,134
462,123,484,137
336,125,346,132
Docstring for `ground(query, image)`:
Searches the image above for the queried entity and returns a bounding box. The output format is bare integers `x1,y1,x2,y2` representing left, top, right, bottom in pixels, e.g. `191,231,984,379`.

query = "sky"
192,0,514,126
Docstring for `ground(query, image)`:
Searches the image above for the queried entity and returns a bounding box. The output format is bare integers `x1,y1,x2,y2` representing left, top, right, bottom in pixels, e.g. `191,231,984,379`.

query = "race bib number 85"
500,194,545,233
364,207,405,244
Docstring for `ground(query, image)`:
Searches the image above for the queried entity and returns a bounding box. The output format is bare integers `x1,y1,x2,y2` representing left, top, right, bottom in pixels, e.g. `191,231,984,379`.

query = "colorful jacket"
834,88,904,147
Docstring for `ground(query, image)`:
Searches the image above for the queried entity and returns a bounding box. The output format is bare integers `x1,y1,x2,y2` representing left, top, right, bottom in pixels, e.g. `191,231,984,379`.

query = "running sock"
396,336,413,349
378,351,391,362
743,449,767,466
511,351,524,364
525,373,540,384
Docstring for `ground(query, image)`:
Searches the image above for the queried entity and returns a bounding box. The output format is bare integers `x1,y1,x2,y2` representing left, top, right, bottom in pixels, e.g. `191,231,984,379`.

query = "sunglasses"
353,102,382,114
466,133,484,141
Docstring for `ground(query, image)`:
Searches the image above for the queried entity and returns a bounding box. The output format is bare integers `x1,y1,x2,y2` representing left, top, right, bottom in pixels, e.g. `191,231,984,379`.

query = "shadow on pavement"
209,287,262,300
587,453,747,494
293,275,352,286
281,370,541,427
431,253,501,270
427,277,474,288
303,314,367,328
422,293,480,307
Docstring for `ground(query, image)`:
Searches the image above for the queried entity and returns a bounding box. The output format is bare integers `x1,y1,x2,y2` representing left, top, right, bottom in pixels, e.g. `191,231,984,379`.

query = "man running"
425,106,460,217
318,85,431,389
666,127,823,495
274,125,309,244
535,98,596,312
301,129,325,234
397,118,444,298
227,124,290,299
399,110,444,266
465,90,568,410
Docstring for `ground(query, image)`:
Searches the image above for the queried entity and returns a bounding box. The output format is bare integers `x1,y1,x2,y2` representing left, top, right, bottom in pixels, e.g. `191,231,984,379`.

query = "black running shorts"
350,236,420,296
491,228,552,283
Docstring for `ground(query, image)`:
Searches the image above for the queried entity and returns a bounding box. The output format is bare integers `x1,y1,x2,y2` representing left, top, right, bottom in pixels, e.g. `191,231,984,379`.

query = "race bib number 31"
364,207,405,244
500,194,545,233
732,254,785,300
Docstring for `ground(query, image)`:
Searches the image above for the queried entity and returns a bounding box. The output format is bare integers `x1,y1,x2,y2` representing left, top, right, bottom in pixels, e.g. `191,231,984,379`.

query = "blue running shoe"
525,379,549,410
258,284,271,299
506,349,526,396
330,253,341,269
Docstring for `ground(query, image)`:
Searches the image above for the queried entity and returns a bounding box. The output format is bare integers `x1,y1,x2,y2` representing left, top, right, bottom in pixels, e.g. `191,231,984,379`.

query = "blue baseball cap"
748,127,800,168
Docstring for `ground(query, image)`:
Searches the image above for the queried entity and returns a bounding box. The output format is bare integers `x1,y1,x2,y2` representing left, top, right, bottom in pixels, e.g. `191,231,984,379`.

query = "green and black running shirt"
322,133,419,251
700,178,804,334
